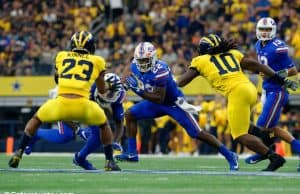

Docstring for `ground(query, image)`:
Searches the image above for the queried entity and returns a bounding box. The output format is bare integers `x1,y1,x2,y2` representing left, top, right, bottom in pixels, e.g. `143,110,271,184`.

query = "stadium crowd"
0,0,300,156
1,0,300,76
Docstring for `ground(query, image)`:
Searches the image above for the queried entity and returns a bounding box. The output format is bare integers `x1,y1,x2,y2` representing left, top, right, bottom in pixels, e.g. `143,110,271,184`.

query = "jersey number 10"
210,53,240,75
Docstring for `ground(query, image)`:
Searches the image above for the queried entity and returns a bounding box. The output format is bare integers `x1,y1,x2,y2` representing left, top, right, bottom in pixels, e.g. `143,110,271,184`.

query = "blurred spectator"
1,0,300,77
254,0,271,18
1,0,300,156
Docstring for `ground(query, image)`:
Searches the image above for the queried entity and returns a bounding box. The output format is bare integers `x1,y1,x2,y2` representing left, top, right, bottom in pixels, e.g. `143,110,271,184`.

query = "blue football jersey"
130,60,184,105
255,38,295,91
89,83,125,121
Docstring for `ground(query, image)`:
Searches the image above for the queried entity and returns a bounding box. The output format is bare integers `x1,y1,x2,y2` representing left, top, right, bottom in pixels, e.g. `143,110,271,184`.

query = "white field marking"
90,187,300,193
3,153,300,160
1,168,300,177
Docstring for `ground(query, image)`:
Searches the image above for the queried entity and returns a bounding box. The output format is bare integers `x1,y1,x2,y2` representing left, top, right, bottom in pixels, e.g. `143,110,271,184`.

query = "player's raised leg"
24,122,76,155
100,123,121,171
168,104,239,171
73,126,100,170
228,85,285,171
9,115,41,168
115,100,164,162
114,109,139,162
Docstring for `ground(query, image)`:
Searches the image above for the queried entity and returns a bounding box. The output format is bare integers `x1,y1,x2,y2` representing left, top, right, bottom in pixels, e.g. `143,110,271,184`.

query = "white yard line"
6,152,299,160
1,168,300,177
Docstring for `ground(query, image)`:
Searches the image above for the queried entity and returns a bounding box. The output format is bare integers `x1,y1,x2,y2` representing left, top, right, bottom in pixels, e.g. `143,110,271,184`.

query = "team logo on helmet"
198,34,222,55
70,31,95,54
134,42,157,73
256,17,277,41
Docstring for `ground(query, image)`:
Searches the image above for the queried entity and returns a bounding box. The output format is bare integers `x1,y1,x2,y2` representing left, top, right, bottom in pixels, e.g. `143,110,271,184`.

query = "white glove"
175,97,202,115
48,86,58,99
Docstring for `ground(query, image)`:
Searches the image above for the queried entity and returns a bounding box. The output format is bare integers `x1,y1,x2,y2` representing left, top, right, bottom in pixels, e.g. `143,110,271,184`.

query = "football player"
176,33,298,171
115,42,239,171
23,73,125,170
8,31,120,171
244,17,300,168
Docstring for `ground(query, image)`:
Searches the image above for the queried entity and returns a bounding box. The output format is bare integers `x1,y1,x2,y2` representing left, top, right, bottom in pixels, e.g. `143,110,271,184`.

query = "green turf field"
0,153,299,194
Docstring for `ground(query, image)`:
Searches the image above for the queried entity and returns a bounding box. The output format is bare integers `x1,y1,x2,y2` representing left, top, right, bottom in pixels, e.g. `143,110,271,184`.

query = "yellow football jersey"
55,51,106,98
190,49,250,97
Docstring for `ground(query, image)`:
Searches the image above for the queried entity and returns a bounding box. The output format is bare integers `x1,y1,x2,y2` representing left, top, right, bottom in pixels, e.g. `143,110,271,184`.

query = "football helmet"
134,42,157,72
256,17,276,41
70,31,95,54
93,73,123,107
198,34,222,55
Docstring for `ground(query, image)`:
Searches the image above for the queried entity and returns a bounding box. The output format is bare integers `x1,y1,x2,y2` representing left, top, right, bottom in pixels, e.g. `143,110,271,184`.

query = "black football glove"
273,72,298,91
283,79,298,91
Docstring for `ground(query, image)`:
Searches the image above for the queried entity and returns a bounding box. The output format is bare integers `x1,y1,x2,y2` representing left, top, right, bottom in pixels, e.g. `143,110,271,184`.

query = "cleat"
8,149,23,168
262,153,286,171
297,163,300,172
24,146,32,155
104,160,121,171
73,152,96,170
115,151,139,162
228,151,239,171
245,154,267,164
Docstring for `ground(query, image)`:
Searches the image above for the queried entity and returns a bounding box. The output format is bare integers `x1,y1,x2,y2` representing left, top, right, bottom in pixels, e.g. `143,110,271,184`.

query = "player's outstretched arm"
124,74,167,103
142,86,166,104
241,57,299,91
240,57,276,77
177,68,199,87
288,66,298,76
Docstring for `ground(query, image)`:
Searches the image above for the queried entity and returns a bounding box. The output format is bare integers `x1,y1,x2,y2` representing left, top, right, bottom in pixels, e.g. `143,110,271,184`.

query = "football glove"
283,79,298,91
106,80,122,92
276,69,288,78
104,73,123,92
112,142,123,152
273,72,299,91
125,75,144,95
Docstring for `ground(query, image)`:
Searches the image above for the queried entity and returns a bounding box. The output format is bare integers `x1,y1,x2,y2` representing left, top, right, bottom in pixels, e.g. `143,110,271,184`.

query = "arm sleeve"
275,47,295,69
89,83,97,101
154,68,170,87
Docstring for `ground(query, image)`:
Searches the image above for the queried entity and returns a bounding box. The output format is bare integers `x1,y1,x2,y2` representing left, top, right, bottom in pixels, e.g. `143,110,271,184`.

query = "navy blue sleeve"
275,46,295,69
111,102,124,122
90,83,97,101
153,66,170,87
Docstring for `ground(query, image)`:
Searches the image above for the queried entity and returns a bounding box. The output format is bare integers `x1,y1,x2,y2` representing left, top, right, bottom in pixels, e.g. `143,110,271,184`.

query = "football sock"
17,132,32,154
103,144,113,160
27,134,41,148
79,127,101,159
127,137,137,153
218,145,231,159
249,125,273,146
291,139,300,154
265,149,275,158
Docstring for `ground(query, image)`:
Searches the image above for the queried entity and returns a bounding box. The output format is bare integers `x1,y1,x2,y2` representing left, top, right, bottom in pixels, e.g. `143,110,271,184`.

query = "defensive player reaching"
115,42,239,171
176,33,297,171
73,73,125,170
244,17,300,169
8,31,120,171
23,73,125,170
